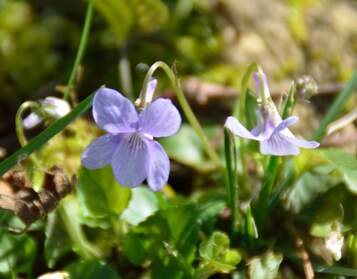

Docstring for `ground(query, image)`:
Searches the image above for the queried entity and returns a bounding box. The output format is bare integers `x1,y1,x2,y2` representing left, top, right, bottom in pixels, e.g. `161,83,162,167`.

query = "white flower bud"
22,97,71,129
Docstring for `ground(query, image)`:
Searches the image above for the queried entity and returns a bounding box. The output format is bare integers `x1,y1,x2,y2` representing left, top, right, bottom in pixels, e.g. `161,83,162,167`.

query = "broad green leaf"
121,187,159,226
247,251,282,279
285,171,336,213
123,203,199,278
197,231,241,278
0,231,36,276
76,167,131,228
44,211,72,268
66,260,121,279
322,149,357,194
160,124,205,169
310,187,345,237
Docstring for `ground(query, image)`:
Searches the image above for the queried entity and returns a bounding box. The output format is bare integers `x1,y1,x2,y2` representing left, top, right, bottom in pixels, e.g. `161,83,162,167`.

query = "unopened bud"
22,97,70,129
296,75,318,100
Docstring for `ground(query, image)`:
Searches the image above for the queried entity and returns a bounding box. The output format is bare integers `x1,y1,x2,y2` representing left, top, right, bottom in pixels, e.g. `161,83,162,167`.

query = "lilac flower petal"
23,112,43,129
260,133,300,156
93,88,138,134
81,134,119,169
274,116,299,134
144,78,157,104
284,136,320,149
139,98,181,137
225,116,269,141
111,133,149,187
146,140,170,191
254,71,271,99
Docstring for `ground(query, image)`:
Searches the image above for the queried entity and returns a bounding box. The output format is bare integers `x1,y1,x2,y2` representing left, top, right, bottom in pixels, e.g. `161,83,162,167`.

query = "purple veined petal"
260,133,300,156
81,134,120,169
23,112,43,129
138,98,181,138
225,116,269,141
93,88,138,134
284,135,320,149
146,139,170,191
111,133,149,188
273,116,299,134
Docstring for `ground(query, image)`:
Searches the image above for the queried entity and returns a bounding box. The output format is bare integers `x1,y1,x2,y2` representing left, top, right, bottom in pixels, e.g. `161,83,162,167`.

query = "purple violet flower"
225,72,319,156
81,81,181,191
23,97,71,129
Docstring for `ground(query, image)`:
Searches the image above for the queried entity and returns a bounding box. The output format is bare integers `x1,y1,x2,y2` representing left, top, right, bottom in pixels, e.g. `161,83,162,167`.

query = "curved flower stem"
138,61,221,167
63,0,93,102
15,101,39,147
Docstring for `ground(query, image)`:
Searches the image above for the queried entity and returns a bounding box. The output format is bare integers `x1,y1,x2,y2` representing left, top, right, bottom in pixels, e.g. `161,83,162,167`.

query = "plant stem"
224,129,238,234
232,63,259,193
63,0,93,101
138,61,221,167
15,101,39,147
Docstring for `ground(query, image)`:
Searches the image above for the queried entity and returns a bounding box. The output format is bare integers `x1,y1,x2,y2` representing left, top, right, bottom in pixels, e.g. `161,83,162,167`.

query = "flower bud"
23,97,70,129
296,75,318,100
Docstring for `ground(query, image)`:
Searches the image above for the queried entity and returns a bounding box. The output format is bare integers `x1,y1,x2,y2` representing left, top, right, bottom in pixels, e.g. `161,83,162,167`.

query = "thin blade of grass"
314,265,357,276
313,70,357,141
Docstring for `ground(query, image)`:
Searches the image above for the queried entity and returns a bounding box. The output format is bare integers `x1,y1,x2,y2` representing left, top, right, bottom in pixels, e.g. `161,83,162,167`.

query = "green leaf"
121,186,159,226
76,167,131,228
197,231,241,278
321,149,357,194
66,260,121,279
0,91,95,176
123,203,199,278
160,124,206,170
284,171,336,213
44,211,72,268
0,231,36,276
247,251,282,279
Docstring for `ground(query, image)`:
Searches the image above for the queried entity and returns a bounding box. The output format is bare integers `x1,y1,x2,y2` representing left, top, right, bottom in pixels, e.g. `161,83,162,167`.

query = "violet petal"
23,112,43,129
260,133,300,156
284,136,320,149
139,98,181,138
81,134,119,169
273,116,299,134
111,133,149,187
93,88,138,134
146,139,170,191
225,116,269,141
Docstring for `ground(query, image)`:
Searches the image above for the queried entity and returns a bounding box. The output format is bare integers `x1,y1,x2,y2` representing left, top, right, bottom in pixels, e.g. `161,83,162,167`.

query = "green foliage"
66,260,121,279
321,149,357,194
77,167,131,228
0,231,36,276
196,231,241,278
121,186,159,225
123,203,199,278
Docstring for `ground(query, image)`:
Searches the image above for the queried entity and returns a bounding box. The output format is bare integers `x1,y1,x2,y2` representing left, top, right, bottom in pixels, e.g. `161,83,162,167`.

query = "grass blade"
313,70,357,141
